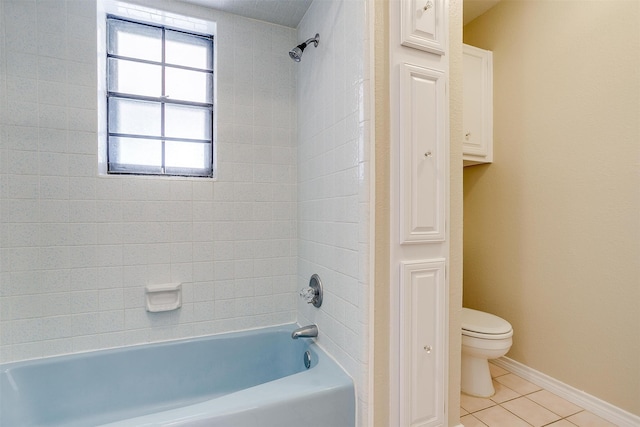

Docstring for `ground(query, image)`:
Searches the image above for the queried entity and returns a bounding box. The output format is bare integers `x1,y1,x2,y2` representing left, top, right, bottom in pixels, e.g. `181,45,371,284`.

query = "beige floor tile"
495,373,542,395
567,411,618,427
546,420,578,427
461,393,496,413
473,405,532,427
489,362,509,378
501,397,561,427
461,407,469,416
461,414,489,427
527,390,583,417
490,380,521,404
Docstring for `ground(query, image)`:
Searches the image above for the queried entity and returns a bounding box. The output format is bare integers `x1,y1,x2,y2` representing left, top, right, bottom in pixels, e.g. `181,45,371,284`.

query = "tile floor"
460,362,618,427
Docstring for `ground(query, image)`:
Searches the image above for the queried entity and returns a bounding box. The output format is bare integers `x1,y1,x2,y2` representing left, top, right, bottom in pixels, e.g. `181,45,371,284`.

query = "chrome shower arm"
303,34,320,48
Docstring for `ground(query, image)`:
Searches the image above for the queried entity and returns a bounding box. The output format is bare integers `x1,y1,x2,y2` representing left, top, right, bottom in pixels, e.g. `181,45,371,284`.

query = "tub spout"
291,324,318,339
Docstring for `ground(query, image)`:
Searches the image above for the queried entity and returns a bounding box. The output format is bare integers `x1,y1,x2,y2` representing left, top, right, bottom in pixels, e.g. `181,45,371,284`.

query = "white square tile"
98,288,124,311
41,293,71,317
39,269,70,293
40,176,69,200
8,174,39,199
37,56,67,83
67,153,95,176
98,310,124,333
67,84,96,110
70,291,99,314
8,77,38,104
67,245,96,269
68,177,96,200
96,266,124,289
67,131,96,155
38,31,67,60
38,104,68,130
69,267,98,291
69,200,96,223
42,315,73,340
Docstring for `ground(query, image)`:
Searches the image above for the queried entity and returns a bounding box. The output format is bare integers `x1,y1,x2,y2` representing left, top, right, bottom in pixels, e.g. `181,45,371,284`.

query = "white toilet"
461,307,513,397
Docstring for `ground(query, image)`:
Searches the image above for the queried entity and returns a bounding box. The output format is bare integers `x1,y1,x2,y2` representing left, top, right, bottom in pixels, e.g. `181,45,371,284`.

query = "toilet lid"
462,308,512,335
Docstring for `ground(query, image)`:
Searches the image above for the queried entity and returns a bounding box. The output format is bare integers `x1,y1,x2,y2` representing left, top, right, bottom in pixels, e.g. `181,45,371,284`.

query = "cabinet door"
400,0,446,55
463,44,493,165
399,63,446,244
399,259,445,427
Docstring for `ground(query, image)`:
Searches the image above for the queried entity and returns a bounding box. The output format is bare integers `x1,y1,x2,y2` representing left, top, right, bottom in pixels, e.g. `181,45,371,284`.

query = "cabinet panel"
399,63,445,244
400,0,446,55
463,44,493,166
400,259,445,427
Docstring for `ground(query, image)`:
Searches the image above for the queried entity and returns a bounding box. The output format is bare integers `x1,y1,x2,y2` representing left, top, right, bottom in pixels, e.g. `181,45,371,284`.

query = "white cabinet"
390,1,448,425
400,0,446,55
399,63,446,244
463,44,493,166
399,259,445,427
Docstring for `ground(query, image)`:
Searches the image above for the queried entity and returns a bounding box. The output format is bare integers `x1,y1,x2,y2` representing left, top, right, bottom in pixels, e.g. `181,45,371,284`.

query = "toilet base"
461,353,495,398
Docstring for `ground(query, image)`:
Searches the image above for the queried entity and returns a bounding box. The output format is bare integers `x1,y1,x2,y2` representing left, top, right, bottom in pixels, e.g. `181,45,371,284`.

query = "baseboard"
492,357,640,427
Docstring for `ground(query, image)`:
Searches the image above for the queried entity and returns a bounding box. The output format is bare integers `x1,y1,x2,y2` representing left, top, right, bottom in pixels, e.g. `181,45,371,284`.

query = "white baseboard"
492,357,640,427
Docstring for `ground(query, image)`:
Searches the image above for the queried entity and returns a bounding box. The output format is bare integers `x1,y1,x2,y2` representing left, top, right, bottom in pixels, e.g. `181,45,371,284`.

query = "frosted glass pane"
108,19,162,62
109,98,161,136
166,141,211,169
108,58,162,98
166,30,212,69
165,105,211,140
109,137,162,168
165,67,212,103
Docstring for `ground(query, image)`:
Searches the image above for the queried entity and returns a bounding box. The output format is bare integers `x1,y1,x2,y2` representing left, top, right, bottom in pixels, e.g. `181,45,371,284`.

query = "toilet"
461,307,513,397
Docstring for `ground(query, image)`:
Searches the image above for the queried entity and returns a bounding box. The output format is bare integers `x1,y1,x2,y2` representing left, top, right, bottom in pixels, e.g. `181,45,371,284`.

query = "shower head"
289,33,319,62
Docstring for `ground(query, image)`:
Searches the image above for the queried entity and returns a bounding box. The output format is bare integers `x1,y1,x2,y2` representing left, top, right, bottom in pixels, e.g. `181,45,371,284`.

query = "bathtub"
0,324,355,427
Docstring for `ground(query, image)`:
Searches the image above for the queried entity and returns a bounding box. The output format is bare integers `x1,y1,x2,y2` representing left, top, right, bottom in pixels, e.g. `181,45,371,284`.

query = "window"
106,16,214,177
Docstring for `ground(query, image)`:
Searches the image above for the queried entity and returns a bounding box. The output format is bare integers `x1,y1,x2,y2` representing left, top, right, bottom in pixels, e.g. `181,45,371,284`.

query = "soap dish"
145,283,182,312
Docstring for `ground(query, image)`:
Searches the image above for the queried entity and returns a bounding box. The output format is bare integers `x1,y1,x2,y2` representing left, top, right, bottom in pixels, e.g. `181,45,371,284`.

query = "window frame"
106,15,215,178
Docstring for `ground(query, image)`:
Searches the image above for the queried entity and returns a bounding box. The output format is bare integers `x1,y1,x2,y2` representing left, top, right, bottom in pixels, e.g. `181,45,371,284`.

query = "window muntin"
106,16,214,177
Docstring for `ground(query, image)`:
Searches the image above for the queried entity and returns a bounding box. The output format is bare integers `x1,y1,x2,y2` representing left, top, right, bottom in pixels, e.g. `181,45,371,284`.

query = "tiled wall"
295,0,371,424
0,0,298,363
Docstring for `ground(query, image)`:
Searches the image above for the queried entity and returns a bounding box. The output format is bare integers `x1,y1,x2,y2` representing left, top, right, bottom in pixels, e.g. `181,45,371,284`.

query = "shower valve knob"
299,274,323,308
423,1,433,11
299,287,316,303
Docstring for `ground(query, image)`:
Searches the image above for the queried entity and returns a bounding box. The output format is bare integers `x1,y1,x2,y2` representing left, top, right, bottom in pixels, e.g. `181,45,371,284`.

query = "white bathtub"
0,324,355,426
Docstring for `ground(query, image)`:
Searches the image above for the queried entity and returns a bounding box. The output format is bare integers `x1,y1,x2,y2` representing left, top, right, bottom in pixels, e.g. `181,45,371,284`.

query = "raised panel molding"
399,259,445,427
400,0,446,55
399,63,446,244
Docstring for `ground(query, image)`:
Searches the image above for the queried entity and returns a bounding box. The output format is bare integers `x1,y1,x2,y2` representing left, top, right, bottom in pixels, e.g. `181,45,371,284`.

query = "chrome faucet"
291,324,318,339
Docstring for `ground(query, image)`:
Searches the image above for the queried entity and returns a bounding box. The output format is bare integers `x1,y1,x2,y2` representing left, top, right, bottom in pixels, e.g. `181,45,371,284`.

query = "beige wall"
463,0,640,416
448,0,464,425
373,0,391,423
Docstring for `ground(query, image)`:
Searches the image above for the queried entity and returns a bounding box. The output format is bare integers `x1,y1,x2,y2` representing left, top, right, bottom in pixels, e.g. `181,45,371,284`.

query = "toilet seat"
462,308,513,339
